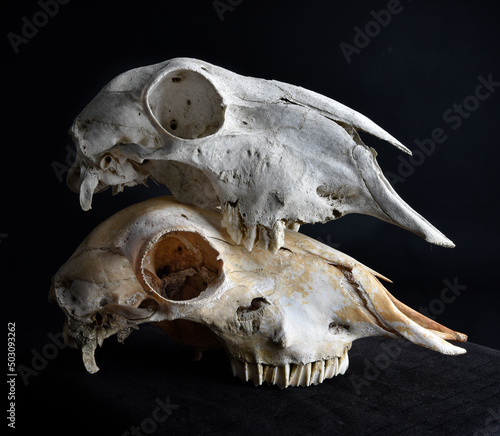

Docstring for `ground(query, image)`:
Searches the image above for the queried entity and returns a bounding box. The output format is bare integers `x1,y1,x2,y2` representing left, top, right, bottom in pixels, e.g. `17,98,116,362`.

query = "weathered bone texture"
67,57,454,252
50,197,466,388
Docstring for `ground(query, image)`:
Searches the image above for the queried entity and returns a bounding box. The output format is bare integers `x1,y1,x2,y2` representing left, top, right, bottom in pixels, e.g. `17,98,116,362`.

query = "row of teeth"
221,202,300,253
229,348,349,389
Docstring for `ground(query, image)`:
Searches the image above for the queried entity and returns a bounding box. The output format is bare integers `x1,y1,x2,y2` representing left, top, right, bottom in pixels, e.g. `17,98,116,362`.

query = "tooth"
325,357,338,379
261,364,271,384
221,203,244,245
243,361,250,382
269,366,279,386
242,362,262,386
268,220,285,254
303,362,312,387
324,358,332,378
221,204,288,252
81,340,99,374
281,363,291,389
256,363,264,386
338,349,350,375
286,221,301,232
257,225,270,251
230,356,246,382
245,361,255,384
296,365,306,386
242,224,257,252
289,363,299,387
269,366,277,385
79,168,99,211
311,360,325,385
310,361,319,385
230,355,349,388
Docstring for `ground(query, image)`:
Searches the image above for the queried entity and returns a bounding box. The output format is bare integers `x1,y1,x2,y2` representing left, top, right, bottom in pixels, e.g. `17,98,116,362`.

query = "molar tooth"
222,208,285,253
325,357,338,379
303,362,312,387
221,202,243,245
262,364,272,385
257,363,264,386
319,360,326,383
268,220,285,254
281,363,291,389
286,221,301,232
334,357,341,376
270,365,279,386
243,358,344,388
229,356,246,382
242,225,257,252
244,361,251,382
296,365,306,387
257,225,270,251
289,363,300,387
311,360,326,385
338,349,350,375
244,362,260,386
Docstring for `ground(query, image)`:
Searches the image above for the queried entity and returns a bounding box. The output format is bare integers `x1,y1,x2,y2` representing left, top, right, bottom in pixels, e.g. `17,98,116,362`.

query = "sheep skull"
67,58,454,252
50,197,466,388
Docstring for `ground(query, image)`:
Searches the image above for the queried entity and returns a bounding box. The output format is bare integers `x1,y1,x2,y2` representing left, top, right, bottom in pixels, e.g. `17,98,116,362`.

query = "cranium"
50,197,466,388
67,57,454,252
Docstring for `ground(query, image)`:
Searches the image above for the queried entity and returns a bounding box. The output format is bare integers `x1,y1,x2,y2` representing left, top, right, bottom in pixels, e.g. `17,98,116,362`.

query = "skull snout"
230,294,352,388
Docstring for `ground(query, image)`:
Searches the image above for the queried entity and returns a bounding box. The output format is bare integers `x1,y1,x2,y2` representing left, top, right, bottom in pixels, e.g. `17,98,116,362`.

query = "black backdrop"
3,1,500,434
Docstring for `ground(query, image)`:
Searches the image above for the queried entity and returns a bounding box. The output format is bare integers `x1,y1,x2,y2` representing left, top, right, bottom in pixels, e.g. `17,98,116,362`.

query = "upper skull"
68,57,454,251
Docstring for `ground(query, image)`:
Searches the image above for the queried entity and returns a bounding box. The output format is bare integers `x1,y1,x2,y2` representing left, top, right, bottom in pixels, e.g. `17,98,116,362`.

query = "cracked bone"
50,197,466,387
67,57,454,252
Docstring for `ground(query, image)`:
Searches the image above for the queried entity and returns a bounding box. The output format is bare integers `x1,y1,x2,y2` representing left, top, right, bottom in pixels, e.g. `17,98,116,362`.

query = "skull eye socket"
146,69,224,140
142,231,223,302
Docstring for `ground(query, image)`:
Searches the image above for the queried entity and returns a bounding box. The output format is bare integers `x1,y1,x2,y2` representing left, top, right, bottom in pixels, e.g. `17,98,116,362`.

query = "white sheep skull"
50,197,466,388
67,58,454,252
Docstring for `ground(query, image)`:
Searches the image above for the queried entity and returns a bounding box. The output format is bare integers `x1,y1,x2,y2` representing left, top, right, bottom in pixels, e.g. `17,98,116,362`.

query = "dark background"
3,1,500,434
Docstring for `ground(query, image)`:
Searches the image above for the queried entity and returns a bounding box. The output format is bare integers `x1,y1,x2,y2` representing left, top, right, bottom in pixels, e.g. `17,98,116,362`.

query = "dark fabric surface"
16,325,500,435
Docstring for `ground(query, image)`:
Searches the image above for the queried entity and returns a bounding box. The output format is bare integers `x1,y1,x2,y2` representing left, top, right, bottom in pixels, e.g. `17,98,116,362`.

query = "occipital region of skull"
67,57,454,252
50,197,466,388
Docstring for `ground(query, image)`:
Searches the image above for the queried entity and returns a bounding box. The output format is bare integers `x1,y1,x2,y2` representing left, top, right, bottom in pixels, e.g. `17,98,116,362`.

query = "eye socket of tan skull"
142,231,223,301
147,70,224,139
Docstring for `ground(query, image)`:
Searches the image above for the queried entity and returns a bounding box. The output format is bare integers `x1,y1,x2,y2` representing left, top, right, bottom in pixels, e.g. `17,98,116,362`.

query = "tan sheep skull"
50,197,466,388
67,57,454,252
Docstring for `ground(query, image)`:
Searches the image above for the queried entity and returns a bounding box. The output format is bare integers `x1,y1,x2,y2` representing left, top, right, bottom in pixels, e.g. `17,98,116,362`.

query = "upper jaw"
69,154,151,211
228,345,351,389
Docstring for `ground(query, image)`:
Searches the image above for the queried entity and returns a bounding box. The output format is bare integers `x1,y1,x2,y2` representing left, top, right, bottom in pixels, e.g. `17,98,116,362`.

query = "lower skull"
50,197,466,388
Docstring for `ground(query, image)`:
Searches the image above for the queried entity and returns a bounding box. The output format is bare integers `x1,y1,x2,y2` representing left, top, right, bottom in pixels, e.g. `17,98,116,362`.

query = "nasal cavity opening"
147,69,225,139
142,231,223,301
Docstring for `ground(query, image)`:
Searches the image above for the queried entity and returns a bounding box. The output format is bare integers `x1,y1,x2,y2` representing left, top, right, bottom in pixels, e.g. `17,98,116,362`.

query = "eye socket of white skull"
145,69,225,140
141,231,223,303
